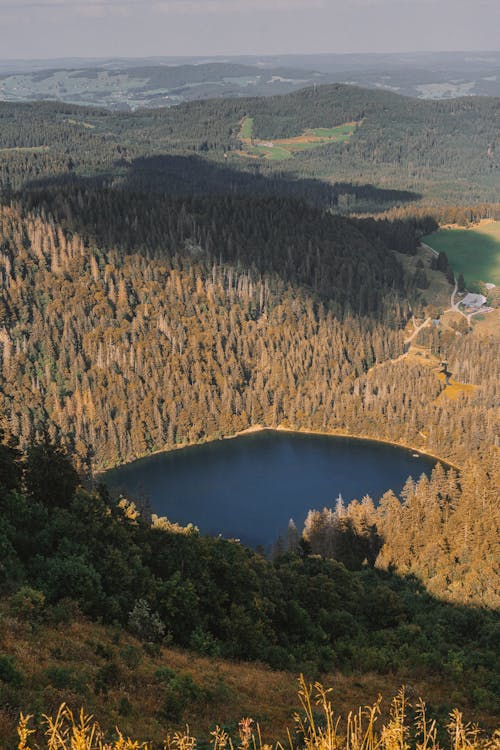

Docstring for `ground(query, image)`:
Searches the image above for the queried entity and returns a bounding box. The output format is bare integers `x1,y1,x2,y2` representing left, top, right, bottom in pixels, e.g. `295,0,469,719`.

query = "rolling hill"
0,83,498,207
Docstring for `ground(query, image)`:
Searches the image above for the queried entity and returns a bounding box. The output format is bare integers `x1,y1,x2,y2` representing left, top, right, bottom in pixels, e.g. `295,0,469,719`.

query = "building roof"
460,293,487,308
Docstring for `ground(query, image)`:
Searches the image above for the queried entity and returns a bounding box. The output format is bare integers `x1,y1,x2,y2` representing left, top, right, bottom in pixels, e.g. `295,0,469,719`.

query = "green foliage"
0,653,24,687
25,434,79,508
158,671,205,723
44,665,85,693
9,586,45,621
128,599,166,643
1,84,498,205
118,696,132,716
189,626,221,657
119,644,141,670
94,662,121,695
0,429,22,492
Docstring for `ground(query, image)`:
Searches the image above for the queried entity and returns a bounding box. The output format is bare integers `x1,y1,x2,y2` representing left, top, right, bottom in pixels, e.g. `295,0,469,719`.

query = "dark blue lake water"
104,431,437,548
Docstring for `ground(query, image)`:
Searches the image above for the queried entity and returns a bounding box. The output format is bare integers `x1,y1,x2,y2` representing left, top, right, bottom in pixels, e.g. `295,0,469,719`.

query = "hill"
2,51,500,106
0,436,498,748
0,62,333,111
0,77,499,746
0,84,498,207
3,616,500,748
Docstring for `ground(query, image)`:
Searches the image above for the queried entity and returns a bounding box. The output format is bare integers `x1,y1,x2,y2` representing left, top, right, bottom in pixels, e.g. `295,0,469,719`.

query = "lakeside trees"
300,452,500,609
0,191,411,469
0,433,498,699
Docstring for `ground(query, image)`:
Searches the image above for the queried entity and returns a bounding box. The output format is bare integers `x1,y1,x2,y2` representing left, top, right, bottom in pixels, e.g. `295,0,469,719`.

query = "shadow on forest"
10,153,420,317
20,152,421,210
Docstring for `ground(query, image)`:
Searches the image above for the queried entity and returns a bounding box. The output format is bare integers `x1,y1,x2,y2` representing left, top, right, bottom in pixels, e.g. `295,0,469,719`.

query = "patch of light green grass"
240,117,254,140
309,124,356,139
246,144,292,161
423,222,500,286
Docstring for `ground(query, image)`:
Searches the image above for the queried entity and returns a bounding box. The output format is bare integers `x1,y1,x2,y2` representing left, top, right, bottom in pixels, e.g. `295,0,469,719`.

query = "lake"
104,430,438,548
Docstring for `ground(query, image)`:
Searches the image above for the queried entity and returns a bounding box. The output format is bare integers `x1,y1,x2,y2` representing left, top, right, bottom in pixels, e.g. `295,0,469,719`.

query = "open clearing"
403,344,477,403
422,221,500,287
236,116,359,161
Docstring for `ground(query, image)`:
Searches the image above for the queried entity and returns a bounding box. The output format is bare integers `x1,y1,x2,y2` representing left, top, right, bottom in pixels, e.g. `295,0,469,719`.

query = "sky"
0,0,498,60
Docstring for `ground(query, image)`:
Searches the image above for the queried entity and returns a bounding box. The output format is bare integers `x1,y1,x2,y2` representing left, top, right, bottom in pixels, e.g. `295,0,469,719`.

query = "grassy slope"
1,605,498,749
237,115,357,161
423,222,500,286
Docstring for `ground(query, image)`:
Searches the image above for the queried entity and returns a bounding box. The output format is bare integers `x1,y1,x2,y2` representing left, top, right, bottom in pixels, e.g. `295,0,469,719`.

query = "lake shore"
96,423,460,476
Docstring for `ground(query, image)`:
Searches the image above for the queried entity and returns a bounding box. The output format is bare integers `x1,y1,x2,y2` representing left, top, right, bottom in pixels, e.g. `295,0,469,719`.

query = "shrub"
120,645,141,670
0,654,24,687
9,587,45,621
44,666,85,694
189,626,220,657
118,697,132,717
128,600,165,643
94,662,121,695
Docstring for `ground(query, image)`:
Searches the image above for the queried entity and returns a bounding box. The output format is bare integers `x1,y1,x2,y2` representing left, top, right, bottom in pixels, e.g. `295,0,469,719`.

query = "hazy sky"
0,0,498,60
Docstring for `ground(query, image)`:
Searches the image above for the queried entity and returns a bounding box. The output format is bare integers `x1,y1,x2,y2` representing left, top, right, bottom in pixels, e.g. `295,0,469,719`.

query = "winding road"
403,316,432,347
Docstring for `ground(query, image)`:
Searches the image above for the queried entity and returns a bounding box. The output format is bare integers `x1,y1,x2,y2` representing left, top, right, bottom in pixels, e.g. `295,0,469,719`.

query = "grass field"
2,601,498,748
237,117,358,161
239,116,254,140
423,221,500,287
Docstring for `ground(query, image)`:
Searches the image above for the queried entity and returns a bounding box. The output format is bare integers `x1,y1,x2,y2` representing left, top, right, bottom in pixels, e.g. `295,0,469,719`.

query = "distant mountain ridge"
1,51,499,109
1,82,497,206
0,61,329,111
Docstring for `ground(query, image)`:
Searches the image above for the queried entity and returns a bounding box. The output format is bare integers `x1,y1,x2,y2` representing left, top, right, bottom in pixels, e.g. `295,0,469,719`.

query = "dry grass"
471,308,500,337
434,373,477,401
3,609,500,749
15,678,499,750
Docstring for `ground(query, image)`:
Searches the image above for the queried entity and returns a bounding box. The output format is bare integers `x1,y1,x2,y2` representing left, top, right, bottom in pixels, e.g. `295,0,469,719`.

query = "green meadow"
239,116,254,140
423,221,500,286
238,117,358,161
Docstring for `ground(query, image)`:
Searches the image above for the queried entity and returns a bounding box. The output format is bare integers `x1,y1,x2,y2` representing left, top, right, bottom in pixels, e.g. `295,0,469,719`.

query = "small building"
459,293,487,310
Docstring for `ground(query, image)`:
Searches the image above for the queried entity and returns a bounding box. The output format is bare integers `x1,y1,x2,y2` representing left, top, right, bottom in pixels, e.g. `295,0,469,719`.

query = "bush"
94,662,121,695
0,653,24,687
128,600,165,643
189,626,220,657
118,697,132,717
157,670,205,723
44,666,86,694
120,645,141,670
44,598,81,626
9,586,45,621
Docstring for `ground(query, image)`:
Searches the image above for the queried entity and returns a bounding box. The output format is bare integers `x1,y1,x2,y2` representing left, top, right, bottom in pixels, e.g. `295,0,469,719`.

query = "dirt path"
403,316,432,347
420,241,439,258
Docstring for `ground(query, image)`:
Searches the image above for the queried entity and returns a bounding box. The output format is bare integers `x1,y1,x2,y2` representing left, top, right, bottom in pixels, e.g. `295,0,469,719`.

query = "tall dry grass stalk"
16,678,499,750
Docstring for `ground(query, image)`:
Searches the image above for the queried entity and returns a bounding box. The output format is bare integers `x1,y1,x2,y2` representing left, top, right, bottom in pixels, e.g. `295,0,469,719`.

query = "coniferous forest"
0,83,498,746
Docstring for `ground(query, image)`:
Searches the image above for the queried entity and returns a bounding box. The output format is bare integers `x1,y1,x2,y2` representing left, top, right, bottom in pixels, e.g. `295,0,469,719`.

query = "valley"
0,76,498,749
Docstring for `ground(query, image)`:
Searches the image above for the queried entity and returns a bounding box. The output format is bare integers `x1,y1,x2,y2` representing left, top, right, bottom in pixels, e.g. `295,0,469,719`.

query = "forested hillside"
0,80,498,747
0,191,413,469
0,83,498,206
0,434,498,742
1,186,497,471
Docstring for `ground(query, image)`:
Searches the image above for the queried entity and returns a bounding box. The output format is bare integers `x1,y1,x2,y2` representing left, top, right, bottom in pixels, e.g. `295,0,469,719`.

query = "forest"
0,81,498,745
0,435,498,716
0,82,498,208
